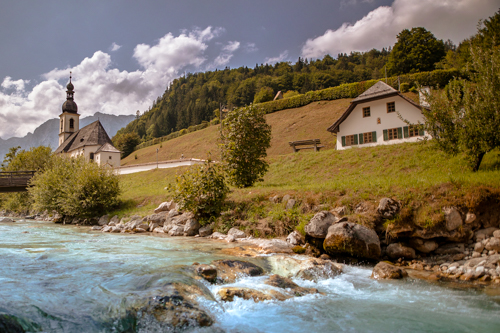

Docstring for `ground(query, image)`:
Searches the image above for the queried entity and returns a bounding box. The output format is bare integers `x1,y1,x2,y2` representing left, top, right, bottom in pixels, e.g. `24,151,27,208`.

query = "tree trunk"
472,152,485,172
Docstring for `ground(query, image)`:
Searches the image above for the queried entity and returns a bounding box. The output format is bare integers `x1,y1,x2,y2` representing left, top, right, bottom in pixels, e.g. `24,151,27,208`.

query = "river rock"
98,215,110,226
409,238,438,253
474,242,485,253
184,219,200,236
266,255,342,281
443,207,462,231
264,274,320,296
218,287,281,302
147,212,168,226
91,225,103,231
136,282,213,329
475,228,499,242
485,238,500,252
323,222,381,260
494,230,500,239
245,238,294,254
194,264,217,283
228,227,246,239
305,211,338,239
0,217,14,223
168,225,184,236
149,222,159,232
465,212,476,224
198,225,213,237
286,230,305,246
167,209,180,219
153,227,165,233
0,314,26,333
211,259,264,283
377,198,400,219
371,262,408,279
209,232,226,240
154,201,176,214
435,243,465,255
386,243,416,259
172,212,194,226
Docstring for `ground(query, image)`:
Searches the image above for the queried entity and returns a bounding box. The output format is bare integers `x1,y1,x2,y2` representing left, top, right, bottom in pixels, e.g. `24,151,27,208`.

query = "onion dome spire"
62,72,78,113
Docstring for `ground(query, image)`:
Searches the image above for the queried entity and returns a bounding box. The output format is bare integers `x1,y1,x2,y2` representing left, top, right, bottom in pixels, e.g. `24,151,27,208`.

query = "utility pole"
156,148,159,169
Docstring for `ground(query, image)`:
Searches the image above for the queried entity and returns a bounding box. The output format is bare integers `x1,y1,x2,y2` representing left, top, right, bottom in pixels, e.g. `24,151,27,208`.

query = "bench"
289,139,324,152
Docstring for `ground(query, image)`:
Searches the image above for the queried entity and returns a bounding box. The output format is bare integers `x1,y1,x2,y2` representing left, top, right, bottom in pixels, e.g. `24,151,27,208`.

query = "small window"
387,128,399,140
60,119,63,131
363,132,373,143
109,156,112,160
69,118,74,129
408,125,419,137
363,107,371,117
345,135,357,146
387,102,395,113
89,152,94,160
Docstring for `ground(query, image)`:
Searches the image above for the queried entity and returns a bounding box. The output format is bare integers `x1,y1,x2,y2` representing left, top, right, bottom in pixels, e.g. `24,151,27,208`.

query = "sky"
0,0,498,139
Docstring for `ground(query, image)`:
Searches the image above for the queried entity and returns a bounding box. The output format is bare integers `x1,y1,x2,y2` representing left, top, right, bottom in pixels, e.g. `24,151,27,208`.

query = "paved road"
116,158,204,175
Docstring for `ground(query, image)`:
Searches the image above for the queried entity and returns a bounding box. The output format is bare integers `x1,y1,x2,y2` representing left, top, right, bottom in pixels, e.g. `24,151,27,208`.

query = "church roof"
54,120,114,154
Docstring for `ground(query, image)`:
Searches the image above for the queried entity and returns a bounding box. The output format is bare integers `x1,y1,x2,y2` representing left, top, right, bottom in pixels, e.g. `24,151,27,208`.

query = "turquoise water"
1,218,500,332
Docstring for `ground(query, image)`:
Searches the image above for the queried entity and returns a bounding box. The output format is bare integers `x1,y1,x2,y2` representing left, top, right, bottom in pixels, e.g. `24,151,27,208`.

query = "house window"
363,107,371,117
363,132,373,143
69,118,74,129
109,156,112,160
404,125,424,138
89,152,94,160
387,102,395,113
384,127,402,141
345,135,357,146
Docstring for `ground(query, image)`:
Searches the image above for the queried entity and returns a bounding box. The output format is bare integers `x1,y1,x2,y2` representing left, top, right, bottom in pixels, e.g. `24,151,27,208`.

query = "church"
54,76,121,167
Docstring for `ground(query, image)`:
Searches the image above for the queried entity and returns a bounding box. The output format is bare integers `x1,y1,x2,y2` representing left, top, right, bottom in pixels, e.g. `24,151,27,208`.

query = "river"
1,218,499,332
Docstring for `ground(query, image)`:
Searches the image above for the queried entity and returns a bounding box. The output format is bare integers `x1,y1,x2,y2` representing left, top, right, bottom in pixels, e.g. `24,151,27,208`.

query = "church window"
60,119,63,131
69,118,74,129
89,153,94,160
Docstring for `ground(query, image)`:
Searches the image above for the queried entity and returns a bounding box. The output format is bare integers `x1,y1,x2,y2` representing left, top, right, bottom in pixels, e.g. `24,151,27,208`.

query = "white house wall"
336,95,430,150
95,152,121,167
68,145,101,160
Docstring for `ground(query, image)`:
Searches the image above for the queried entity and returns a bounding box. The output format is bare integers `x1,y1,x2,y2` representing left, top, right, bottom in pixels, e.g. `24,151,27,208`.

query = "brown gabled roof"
95,142,121,154
54,120,113,154
326,81,430,133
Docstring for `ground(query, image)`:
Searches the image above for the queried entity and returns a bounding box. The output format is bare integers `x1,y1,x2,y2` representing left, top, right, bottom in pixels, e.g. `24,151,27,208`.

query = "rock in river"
211,259,264,283
371,262,408,280
323,222,381,260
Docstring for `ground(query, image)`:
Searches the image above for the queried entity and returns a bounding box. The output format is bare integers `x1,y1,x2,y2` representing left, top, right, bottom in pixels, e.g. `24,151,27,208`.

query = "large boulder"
266,255,342,281
211,259,264,283
434,243,465,255
194,264,217,283
218,287,280,302
198,225,213,237
371,262,408,279
154,201,176,214
184,219,200,236
98,215,110,226
0,217,14,223
227,227,246,239
409,238,438,253
323,222,381,260
377,198,400,219
443,207,463,231
264,274,320,296
168,225,185,236
304,211,338,239
386,243,416,259
147,212,168,226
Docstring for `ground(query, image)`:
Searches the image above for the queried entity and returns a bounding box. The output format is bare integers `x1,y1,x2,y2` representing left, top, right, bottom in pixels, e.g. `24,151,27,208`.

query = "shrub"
29,156,120,218
169,159,229,224
400,82,410,93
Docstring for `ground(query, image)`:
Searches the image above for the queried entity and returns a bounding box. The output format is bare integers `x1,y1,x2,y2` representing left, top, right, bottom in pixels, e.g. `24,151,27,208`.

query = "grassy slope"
113,93,500,230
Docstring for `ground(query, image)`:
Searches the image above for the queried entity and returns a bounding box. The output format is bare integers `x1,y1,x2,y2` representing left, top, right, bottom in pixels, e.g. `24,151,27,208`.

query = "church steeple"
58,72,80,147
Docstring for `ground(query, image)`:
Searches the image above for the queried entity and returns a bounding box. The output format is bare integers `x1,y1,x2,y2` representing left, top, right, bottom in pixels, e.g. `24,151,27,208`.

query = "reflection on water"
1,218,500,332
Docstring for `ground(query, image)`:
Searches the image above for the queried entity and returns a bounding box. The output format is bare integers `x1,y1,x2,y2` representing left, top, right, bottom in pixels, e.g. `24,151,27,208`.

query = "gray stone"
198,225,213,237
332,206,347,217
167,209,180,218
101,226,112,232
443,207,462,231
91,225,103,231
493,230,500,239
435,243,465,255
474,242,485,253
285,199,296,210
109,215,120,224
154,201,175,214
153,227,165,233
282,194,291,203
371,262,408,279
228,227,246,239
475,228,499,242
269,195,280,203
147,212,167,226
409,238,438,253
184,219,200,236
485,238,500,252
386,243,416,259
286,230,305,246
465,212,476,224
98,215,110,226
377,198,400,219
0,217,14,223
226,235,236,242
168,225,184,236
209,232,226,239
304,211,338,239
172,212,193,225
323,222,381,260
149,222,159,232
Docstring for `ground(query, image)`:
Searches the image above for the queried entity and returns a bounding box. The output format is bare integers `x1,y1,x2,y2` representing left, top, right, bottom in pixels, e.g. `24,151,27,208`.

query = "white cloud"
211,41,241,68
0,27,224,139
244,42,258,53
265,51,289,64
222,41,240,53
302,0,499,59
110,42,122,52
341,0,374,7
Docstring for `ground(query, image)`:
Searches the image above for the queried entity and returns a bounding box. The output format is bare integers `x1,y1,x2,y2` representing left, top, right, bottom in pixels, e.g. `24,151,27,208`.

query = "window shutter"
359,133,364,144
341,136,346,147
397,127,403,139
403,126,409,138
383,129,388,141
354,134,358,145
372,131,377,142
419,128,425,136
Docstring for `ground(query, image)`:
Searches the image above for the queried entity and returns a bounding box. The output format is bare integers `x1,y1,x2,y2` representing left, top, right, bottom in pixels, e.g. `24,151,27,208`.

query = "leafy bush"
220,105,272,188
169,159,229,223
29,156,120,218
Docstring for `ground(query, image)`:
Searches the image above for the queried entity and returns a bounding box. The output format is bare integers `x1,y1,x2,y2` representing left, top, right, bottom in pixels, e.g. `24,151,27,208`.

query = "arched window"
69,118,74,129
89,152,94,160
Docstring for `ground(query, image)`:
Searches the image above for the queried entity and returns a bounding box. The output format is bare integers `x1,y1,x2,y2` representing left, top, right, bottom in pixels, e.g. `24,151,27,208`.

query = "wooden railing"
0,171,35,192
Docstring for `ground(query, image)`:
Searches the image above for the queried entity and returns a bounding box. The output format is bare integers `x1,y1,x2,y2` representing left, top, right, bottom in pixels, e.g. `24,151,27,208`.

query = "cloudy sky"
0,0,497,139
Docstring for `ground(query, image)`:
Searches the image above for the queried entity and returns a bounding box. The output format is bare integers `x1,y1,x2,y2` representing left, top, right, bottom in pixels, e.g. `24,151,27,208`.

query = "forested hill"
114,49,392,142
